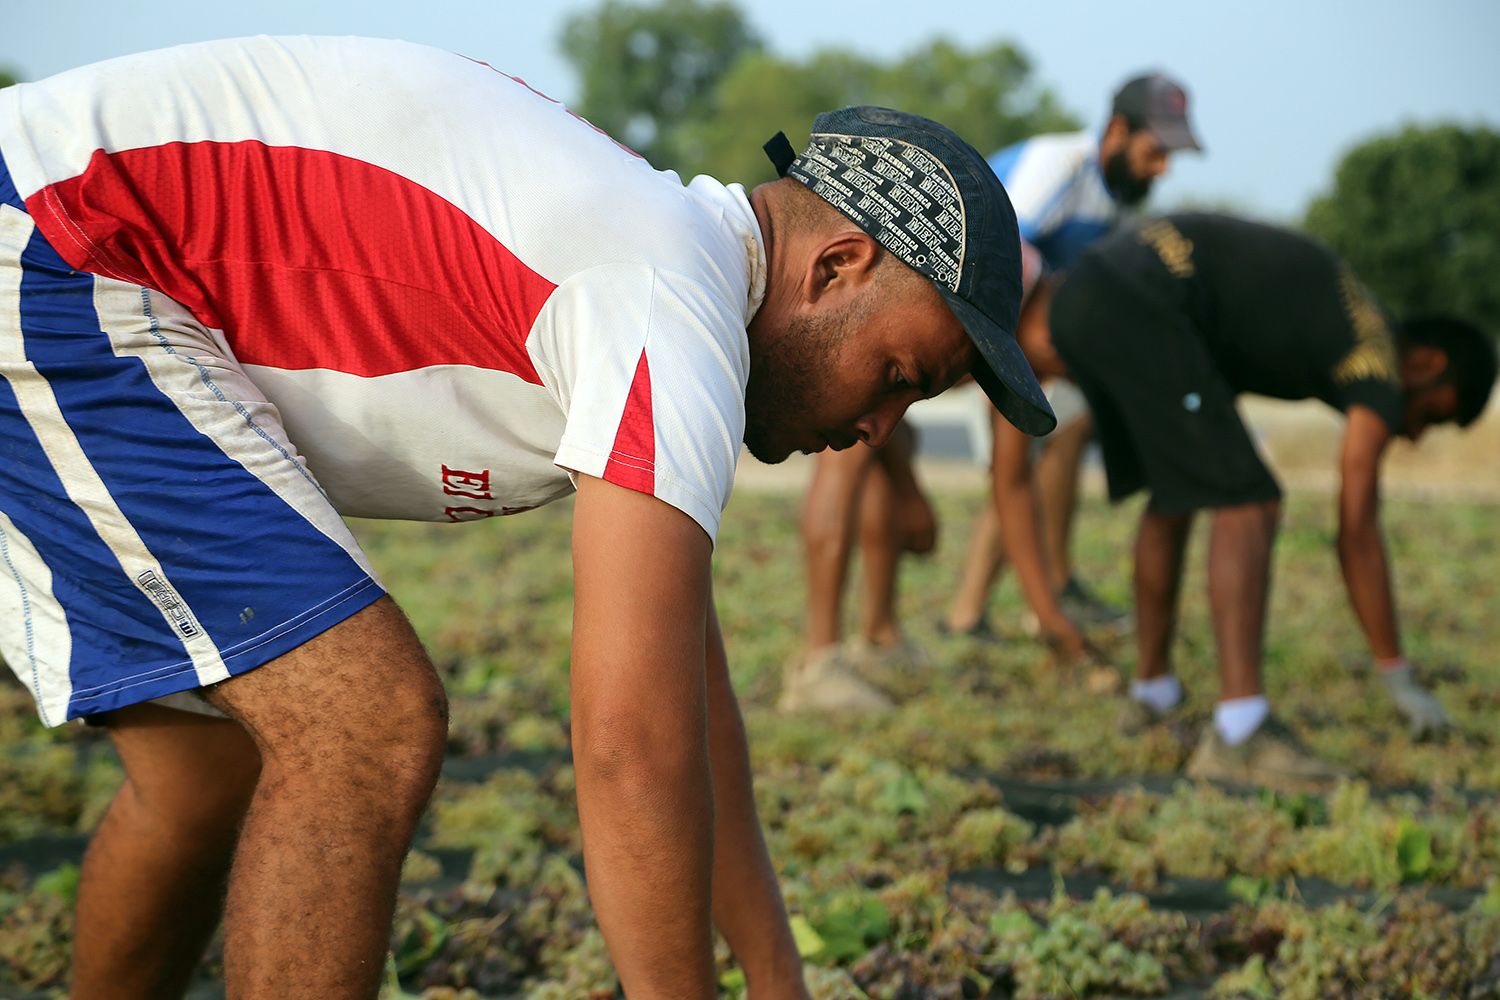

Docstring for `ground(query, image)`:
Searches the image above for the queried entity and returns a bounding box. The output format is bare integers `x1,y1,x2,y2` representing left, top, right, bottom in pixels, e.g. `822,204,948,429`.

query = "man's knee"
203,598,447,808
803,450,873,546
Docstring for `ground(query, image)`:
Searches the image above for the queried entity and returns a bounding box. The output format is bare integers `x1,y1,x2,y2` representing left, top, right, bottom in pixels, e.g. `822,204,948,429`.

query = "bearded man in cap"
939,72,1202,661
0,36,1051,1000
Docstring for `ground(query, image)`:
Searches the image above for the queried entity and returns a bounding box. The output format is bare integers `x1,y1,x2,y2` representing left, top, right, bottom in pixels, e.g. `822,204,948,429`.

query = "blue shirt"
989,130,1120,273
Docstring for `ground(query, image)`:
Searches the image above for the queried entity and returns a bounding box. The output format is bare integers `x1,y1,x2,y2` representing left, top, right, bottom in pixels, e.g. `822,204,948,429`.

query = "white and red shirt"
0,35,763,541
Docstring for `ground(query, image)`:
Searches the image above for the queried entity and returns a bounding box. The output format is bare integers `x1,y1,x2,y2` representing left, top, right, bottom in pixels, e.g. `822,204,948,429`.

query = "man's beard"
1103,149,1153,207
743,309,850,464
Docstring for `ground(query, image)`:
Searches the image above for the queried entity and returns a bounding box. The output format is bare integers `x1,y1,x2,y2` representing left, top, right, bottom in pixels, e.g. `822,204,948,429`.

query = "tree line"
560,0,1500,336
2,3,1495,334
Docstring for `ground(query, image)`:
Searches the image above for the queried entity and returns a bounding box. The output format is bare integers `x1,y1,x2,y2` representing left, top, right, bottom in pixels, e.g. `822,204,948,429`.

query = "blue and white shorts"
0,156,384,725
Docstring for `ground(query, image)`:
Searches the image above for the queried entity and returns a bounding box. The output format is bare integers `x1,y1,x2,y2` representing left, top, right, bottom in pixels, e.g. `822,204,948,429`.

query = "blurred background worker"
779,423,935,711
783,71,1201,712
942,72,1202,648
1051,213,1498,789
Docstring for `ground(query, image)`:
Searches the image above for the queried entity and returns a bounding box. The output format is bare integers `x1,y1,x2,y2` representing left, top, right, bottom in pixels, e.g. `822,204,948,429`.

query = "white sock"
1130,674,1182,713
1215,695,1270,746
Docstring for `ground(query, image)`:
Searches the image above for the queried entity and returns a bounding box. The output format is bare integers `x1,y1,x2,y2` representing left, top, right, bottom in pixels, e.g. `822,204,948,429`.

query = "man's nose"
855,400,911,449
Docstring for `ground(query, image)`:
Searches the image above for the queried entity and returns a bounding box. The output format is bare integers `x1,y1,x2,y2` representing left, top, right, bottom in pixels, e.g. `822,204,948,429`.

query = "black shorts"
1051,260,1281,514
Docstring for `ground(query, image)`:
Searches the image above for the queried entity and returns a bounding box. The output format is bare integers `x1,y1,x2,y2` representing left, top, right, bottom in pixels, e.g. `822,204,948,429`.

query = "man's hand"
875,420,935,555
1380,661,1452,739
571,475,717,998
895,487,936,554
1039,616,1119,692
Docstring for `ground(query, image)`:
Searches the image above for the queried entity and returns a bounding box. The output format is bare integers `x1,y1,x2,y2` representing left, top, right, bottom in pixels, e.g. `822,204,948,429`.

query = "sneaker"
1057,577,1133,633
1019,577,1132,637
844,636,929,697
777,646,894,713
1185,715,1347,791
935,614,998,641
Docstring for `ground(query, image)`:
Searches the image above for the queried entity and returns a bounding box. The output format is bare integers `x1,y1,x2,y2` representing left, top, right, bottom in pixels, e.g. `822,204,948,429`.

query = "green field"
2,487,1498,998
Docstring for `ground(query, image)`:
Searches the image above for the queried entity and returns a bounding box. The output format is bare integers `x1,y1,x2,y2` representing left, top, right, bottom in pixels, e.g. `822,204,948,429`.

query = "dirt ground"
734,391,1500,503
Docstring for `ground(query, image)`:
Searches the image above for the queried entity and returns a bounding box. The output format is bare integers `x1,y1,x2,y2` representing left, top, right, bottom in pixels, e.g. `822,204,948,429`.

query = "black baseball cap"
763,106,1056,436
1111,73,1202,153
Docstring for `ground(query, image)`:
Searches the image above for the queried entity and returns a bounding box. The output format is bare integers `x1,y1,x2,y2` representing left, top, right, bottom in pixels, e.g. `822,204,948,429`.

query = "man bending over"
1052,213,1494,789
0,37,1052,998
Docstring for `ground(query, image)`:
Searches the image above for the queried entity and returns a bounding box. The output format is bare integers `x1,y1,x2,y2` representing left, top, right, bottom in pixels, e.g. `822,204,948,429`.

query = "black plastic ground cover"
952,864,1483,914
974,770,1496,829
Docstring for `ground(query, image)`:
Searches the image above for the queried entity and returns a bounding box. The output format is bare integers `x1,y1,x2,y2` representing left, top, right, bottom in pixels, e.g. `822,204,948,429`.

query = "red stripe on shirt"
603,349,655,494
28,141,554,381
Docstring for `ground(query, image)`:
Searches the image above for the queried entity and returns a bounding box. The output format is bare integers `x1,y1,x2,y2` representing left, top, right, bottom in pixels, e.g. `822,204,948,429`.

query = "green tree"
664,38,1078,185
0,70,18,89
1305,125,1500,334
560,1,1077,185
560,0,762,168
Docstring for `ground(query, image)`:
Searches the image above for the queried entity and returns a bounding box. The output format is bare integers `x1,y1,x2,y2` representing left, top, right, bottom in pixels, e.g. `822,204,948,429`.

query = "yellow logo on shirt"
1137,220,1195,278
1333,269,1398,386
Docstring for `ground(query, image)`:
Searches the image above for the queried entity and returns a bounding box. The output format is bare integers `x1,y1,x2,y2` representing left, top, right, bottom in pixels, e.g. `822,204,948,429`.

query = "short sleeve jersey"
0,36,763,541
1086,213,1404,431
987,131,1119,274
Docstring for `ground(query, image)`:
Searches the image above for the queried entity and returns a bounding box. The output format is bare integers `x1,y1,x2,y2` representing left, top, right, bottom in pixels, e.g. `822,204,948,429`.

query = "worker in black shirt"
1049,213,1497,789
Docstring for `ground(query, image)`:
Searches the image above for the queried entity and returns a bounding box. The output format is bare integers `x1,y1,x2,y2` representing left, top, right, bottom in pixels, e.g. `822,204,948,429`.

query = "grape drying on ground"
1,492,1496,997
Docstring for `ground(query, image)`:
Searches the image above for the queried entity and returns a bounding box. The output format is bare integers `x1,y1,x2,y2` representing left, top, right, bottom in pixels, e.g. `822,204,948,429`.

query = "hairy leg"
1134,508,1195,680
946,502,1004,632
1036,413,1092,590
945,409,1012,632
72,704,261,1000
801,445,877,651
857,462,901,645
1208,500,1281,700
201,596,448,1000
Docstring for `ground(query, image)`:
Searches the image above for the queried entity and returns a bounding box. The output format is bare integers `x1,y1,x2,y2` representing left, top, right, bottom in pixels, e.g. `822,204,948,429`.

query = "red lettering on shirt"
441,465,493,500
444,506,497,522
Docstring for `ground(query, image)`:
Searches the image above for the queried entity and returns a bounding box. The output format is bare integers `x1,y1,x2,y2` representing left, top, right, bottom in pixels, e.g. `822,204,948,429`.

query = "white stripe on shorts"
0,204,232,689
0,509,73,726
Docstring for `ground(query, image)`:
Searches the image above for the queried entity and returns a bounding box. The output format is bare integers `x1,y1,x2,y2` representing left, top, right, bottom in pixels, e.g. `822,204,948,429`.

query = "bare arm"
1336,405,1401,661
991,414,1086,657
705,592,808,998
571,475,716,998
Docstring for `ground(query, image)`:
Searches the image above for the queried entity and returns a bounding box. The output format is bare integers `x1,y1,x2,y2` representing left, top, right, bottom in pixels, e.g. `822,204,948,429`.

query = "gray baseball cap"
764,106,1056,436
1112,73,1203,153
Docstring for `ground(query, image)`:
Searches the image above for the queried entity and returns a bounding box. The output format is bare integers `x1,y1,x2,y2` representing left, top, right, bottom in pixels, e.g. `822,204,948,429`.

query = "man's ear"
805,231,881,305
1401,343,1448,385
1099,115,1130,155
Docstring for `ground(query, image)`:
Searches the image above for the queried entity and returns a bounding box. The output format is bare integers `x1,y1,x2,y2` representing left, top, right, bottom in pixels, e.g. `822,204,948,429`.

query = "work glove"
1380,662,1451,739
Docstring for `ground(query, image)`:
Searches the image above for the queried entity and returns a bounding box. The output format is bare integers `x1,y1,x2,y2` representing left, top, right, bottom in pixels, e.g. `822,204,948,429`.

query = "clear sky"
8,0,1498,221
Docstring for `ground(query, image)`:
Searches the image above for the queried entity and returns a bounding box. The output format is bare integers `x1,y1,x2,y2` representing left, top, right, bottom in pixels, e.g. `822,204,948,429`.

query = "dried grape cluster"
0,864,75,991
1047,779,1499,892
2,492,1499,997
387,854,619,997
1211,895,1500,998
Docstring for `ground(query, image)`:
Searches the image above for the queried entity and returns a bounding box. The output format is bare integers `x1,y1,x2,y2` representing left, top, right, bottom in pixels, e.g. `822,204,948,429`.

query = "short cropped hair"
1399,315,1498,427
776,177,930,301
